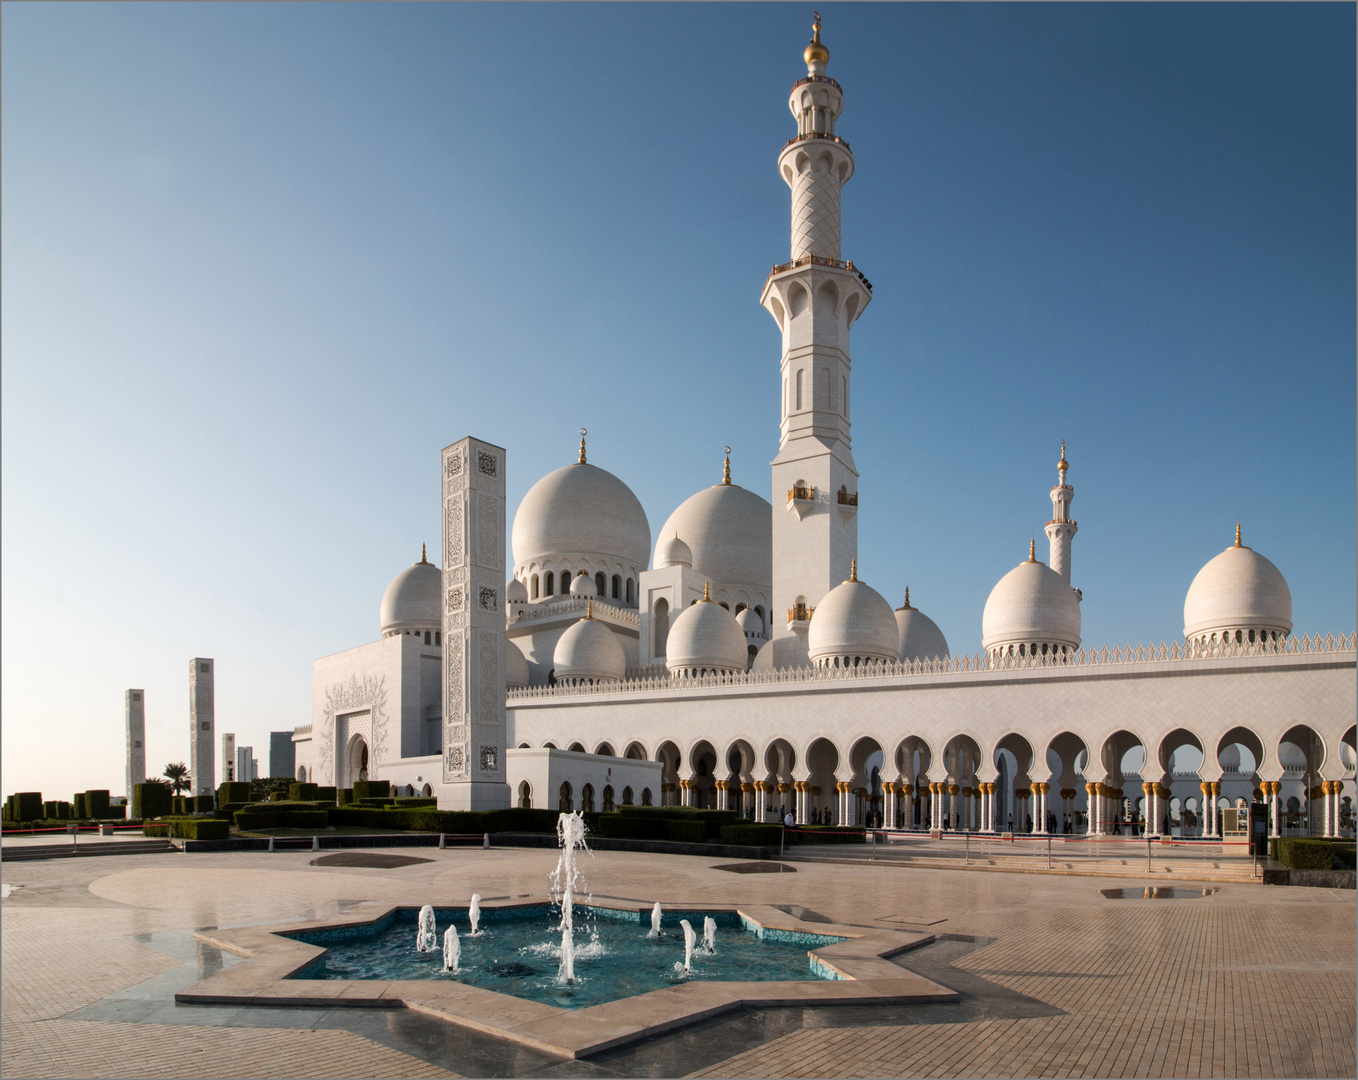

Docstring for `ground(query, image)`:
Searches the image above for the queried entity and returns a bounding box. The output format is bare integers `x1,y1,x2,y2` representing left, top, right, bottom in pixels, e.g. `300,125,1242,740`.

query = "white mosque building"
293,19,1355,839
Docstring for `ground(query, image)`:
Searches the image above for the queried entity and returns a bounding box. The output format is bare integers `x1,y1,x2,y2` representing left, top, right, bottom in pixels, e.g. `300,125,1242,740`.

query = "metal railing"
766,255,873,293
788,485,815,502
787,604,815,624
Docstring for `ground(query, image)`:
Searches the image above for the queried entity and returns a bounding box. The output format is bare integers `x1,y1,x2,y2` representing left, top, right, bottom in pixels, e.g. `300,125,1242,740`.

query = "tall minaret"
761,14,872,667
1045,442,1077,585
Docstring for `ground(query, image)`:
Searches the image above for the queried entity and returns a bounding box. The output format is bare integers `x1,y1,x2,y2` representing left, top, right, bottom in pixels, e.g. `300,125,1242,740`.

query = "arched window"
435,631,441,645
405,784,415,796
626,578,635,605
297,766,307,782
422,783,432,797
559,782,573,812
561,570,572,593
602,785,615,812
424,631,431,645
581,784,595,813
545,571,554,597
654,598,669,657
795,369,804,410
595,571,607,597
622,786,634,805
641,787,653,806
518,781,532,808
611,574,620,600
531,574,540,600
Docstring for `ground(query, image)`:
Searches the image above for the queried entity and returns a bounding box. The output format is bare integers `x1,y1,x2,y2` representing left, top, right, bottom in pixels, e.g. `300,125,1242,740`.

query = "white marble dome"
807,567,899,668
656,482,772,588
736,605,766,641
1183,527,1292,644
505,641,530,688
982,547,1081,657
512,461,651,577
895,590,949,662
665,587,749,677
656,532,694,569
750,637,776,672
553,608,627,685
569,574,597,598
506,578,529,604
379,550,442,637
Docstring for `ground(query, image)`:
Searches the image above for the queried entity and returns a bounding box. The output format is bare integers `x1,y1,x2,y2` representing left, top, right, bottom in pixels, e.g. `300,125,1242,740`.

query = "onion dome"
804,14,829,67
656,532,694,569
665,582,749,677
511,444,651,580
895,588,950,663
569,574,597,598
553,601,627,685
656,458,772,588
506,578,529,604
505,642,530,688
1183,524,1292,645
982,540,1081,658
807,562,899,669
380,545,442,637
736,605,766,642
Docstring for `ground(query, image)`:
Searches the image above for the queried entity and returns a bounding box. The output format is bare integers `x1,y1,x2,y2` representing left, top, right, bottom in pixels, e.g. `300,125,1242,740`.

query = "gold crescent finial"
1234,521,1242,547
578,428,587,464
805,10,829,65
850,558,858,582
703,580,712,602
722,447,732,485
1058,440,1068,472
420,543,427,564
1029,538,1037,562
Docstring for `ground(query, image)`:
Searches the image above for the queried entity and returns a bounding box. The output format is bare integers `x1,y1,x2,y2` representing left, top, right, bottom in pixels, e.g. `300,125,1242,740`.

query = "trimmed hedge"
594,813,666,840
327,805,564,835
289,782,319,802
133,783,172,820
719,823,785,846
218,782,252,805
338,788,353,806
14,792,43,823
42,801,59,819
787,826,867,844
234,807,330,831
614,806,742,840
73,793,87,820
352,780,390,801
393,797,438,808
85,790,111,819
144,818,230,840
315,787,338,805
662,818,708,843
1270,838,1334,870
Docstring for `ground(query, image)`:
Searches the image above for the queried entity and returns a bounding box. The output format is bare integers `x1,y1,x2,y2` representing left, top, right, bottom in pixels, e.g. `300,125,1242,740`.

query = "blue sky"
3,3,1353,799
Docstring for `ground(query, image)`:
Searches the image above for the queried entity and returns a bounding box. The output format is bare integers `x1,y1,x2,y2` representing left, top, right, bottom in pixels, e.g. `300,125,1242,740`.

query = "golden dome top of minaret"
804,12,830,67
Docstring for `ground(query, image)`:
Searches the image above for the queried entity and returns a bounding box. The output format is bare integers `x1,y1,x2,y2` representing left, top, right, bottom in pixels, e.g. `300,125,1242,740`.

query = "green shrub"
786,826,866,845
1270,838,1333,869
143,818,229,840
133,783,173,820
14,792,42,822
85,790,111,819
613,805,740,839
72,793,87,819
233,803,331,831
662,818,709,843
719,823,785,846
56,802,72,820
338,787,353,806
352,780,390,801
43,800,59,818
289,782,319,802
143,823,170,837
191,794,215,813
218,781,252,805
1333,843,1356,870
393,797,438,809
594,813,667,840
314,786,337,805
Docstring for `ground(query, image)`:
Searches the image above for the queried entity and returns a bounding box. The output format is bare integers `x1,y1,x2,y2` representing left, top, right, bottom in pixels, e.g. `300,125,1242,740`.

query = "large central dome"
656,483,772,589
512,462,651,574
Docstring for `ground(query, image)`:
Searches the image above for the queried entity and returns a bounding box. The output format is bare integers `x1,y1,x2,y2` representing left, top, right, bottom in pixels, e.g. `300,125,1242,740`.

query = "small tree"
163,763,191,796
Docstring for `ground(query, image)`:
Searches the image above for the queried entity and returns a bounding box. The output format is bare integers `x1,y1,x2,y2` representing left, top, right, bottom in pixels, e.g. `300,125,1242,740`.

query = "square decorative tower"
125,690,146,800
189,658,215,796
439,437,511,811
222,733,236,782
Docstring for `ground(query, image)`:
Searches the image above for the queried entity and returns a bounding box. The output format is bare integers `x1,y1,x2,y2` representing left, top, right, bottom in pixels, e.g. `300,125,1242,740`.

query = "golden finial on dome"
804,11,829,67
702,580,712,602
419,543,428,564
1234,521,1242,548
578,427,587,465
1058,440,1069,473
850,558,858,582
723,446,732,485
904,585,911,608
1028,538,1036,562
585,598,593,620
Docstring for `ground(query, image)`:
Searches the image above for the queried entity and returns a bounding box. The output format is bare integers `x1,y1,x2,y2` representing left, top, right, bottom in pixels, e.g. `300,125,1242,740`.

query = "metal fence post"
1048,833,1052,869
1146,835,1152,875
964,832,969,866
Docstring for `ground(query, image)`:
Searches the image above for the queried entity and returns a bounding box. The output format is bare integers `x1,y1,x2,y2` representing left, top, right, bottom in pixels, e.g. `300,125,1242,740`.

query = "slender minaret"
125,690,146,801
1045,442,1077,585
761,14,872,666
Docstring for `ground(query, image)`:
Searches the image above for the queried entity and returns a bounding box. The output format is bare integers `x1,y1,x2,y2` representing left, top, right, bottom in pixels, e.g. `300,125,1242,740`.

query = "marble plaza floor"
1,843,1353,1078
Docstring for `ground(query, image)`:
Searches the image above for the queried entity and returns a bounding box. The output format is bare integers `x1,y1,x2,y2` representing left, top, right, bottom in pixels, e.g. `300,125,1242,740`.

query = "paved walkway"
1,844,1352,1078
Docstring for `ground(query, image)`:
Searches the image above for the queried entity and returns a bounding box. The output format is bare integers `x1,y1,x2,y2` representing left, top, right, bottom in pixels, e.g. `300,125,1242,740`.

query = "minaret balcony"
765,254,872,293
791,74,842,92
788,484,816,503
787,604,815,627
836,486,858,521
782,131,852,153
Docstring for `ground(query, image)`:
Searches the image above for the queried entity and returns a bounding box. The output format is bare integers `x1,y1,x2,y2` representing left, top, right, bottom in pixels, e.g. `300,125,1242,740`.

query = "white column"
755,782,767,821
979,785,990,832
884,784,897,830
1088,784,1100,835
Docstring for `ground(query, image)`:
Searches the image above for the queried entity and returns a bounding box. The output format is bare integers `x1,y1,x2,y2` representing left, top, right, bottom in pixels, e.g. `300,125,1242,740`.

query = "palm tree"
163,762,191,796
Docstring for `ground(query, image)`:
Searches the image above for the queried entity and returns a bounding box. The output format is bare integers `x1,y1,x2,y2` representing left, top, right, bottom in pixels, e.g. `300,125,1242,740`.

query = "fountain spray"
469,894,481,935
550,812,590,985
442,925,460,973
648,902,662,939
416,905,437,952
680,919,696,974
703,916,717,954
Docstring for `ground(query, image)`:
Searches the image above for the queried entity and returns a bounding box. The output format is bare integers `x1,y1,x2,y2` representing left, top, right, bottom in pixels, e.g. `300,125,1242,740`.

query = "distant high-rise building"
235,746,257,783
189,658,215,795
269,731,295,779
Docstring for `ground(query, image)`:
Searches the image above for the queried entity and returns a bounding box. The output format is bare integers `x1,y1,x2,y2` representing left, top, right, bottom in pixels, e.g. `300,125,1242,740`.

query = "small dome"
506,578,529,603
656,483,772,589
1183,527,1292,644
505,642,530,688
553,607,627,684
665,587,749,676
736,605,766,640
750,637,776,672
895,592,949,662
807,568,899,668
982,552,1081,656
379,550,442,637
569,574,597,598
656,533,693,569
512,461,650,577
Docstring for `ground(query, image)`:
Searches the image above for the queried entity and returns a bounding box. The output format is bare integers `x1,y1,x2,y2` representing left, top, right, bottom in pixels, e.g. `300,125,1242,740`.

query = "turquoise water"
284,905,845,1009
